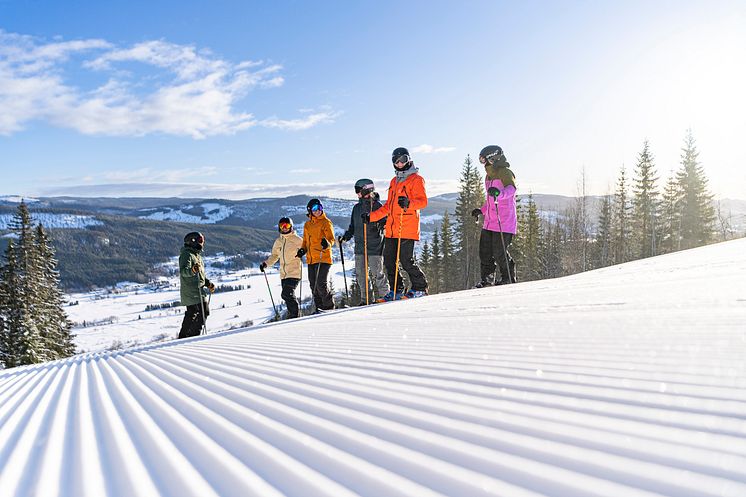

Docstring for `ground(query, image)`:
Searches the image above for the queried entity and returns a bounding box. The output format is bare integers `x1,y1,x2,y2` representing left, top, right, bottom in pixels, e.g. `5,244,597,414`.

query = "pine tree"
0,240,45,368
631,140,660,258
675,130,715,249
453,155,484,289
34,225,76,359
592,193,614,268
429,230,442,294
659,171,682,253
439,212,457,292
419,240,432,285
612,166,632,264
520,195,543,281
542,217,565,279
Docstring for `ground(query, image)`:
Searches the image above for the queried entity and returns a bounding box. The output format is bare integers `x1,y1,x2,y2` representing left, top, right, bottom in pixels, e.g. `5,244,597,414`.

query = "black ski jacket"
342,197,386,256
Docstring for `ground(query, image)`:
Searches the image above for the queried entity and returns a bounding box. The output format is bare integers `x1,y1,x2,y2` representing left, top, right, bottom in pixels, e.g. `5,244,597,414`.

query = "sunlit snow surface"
1,239,746,496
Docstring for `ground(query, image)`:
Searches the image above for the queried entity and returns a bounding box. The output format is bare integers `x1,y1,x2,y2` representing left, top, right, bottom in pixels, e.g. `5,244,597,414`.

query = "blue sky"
1,0,745,200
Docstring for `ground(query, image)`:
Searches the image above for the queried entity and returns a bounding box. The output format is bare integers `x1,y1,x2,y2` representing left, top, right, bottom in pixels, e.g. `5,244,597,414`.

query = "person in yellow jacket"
297,198,336,312
259,217,303,318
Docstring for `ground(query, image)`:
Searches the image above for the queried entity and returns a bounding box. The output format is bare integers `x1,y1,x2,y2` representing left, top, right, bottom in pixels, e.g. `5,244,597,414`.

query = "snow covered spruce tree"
34,224,76,359
0,201,76,368
675,130,715,250
453,155,483,289
612,165,633,264
631,140,660,259
591,192,614,269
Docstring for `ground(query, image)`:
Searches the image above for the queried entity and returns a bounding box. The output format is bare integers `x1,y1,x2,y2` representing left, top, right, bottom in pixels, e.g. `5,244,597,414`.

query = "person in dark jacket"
178,231,215,338
339,179,390,304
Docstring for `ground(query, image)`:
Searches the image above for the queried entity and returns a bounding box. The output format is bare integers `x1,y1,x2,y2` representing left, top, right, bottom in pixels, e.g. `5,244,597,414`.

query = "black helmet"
391,147,412,165
306,198,323,214
184,231,204,250
278,217,293,233
354,178,375,195
479,145,503,165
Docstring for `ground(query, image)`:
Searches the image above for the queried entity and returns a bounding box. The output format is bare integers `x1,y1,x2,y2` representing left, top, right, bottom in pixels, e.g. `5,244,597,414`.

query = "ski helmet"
184,231,205,250
278,217,293,233
354,178,375,195
479,145,503,165
391,147,412,170
306,198,323,214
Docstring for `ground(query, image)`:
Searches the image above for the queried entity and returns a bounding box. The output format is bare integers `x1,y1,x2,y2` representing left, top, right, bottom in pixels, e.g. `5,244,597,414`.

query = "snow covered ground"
68,256,353,353
1,238,745,496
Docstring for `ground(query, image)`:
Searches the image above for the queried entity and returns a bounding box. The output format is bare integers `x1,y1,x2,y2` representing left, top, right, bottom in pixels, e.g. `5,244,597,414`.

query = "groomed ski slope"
1,238,746,497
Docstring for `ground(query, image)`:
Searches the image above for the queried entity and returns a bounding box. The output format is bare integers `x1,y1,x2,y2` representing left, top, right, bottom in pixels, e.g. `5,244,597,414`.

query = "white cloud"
0,31,336,138
411,144,457,154
289,168,321,174
261,110,339,131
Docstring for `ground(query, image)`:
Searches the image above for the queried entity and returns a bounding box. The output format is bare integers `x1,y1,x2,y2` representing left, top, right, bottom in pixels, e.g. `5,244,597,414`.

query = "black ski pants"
178,300,210,339
308,263,335,311
479,230,514,284
281,277,300,318
382,237,428,293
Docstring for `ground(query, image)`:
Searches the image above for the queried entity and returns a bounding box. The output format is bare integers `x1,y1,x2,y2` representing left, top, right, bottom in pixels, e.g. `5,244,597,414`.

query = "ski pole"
313,263,321,312
363,215,369,305
494,196,513,284
263,270,280,320
392,207,404,299
338,238,350,305
198,275,208,335
298,260,303,317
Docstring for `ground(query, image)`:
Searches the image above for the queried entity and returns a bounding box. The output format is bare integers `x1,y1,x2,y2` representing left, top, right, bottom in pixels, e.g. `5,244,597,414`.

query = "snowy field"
1,238,745,496
68,256,353,353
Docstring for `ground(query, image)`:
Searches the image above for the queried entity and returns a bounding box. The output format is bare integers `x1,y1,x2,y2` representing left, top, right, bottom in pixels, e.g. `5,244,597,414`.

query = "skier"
259,217,303,319
339,179,389,304
297,198,336,312
471,145,517,287
178,231,215,338
363,147,428,300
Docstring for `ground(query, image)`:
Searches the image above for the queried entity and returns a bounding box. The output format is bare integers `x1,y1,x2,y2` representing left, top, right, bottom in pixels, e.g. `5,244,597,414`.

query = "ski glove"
191,262,201,274
207,282,216,293
321,238,330,249
259,262,267,272
361,212,370,224
471,208,482,219
397,196,410,209
487,187,501,198
296,248,306,258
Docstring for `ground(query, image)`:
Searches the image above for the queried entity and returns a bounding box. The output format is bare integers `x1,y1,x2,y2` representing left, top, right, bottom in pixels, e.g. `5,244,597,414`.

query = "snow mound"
1,239,746,496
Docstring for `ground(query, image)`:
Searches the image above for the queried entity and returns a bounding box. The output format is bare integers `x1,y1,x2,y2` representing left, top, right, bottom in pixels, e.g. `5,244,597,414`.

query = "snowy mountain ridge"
1,239,745,496
0,212,103,230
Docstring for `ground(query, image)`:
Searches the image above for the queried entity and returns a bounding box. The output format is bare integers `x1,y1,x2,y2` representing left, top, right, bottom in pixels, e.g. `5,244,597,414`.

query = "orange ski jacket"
370,171,427,240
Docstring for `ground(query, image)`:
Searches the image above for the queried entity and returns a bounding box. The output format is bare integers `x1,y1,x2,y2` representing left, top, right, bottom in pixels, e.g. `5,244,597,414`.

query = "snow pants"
479,230,514,284
308,263,335,311
178,300,210,339
354,254,389,301
382,238,428,293
281,277,300,318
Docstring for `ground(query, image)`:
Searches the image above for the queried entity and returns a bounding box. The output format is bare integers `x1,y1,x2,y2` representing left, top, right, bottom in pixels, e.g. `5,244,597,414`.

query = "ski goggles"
392,154,410,165
279,221,292,232
309,203,323,213
355,183,375,194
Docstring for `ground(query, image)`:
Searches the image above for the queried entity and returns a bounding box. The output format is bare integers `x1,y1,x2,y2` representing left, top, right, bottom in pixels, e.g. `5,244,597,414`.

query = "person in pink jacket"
471,145,517,287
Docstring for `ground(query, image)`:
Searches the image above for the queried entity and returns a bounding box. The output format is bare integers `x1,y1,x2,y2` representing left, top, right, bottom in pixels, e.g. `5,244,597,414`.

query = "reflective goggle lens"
393,154,410,164
310,204,322,212
279,222,292,231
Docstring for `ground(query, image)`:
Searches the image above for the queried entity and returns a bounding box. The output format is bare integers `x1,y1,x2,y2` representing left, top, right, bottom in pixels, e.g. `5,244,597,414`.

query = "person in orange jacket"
297,198,336,312
364,147,428,300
